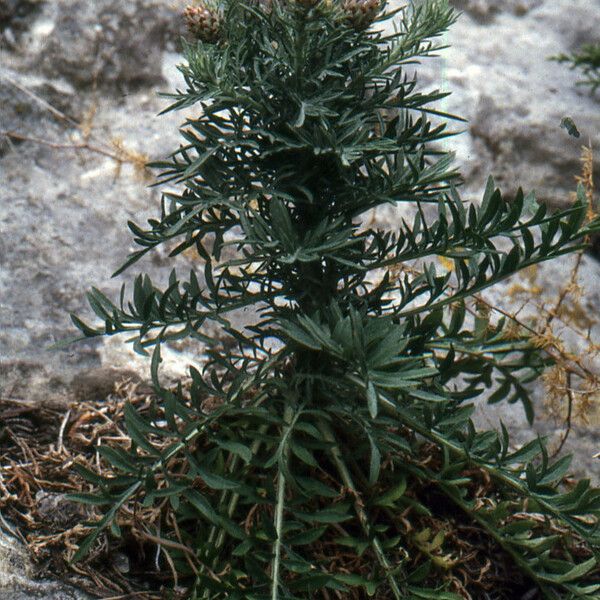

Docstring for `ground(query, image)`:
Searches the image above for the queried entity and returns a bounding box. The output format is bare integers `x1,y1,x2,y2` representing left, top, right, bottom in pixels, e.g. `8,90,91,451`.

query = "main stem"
271,465,286,600
271,404,294,600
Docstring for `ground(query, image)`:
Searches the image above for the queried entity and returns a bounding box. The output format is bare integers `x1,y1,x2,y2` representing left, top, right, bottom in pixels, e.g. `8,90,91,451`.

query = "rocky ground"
1,0,599,596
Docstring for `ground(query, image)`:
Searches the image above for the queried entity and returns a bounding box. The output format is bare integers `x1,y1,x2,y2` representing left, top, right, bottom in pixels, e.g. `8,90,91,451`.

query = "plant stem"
271,461,287,600
271,405,294,600
364,381,597,543
211,426,269,555
317,419,405,600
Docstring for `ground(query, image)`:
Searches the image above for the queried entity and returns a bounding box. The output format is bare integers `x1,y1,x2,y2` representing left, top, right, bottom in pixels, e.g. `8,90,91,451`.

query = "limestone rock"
37,0,183,91
450,0,543,22
468,94,596,210
34,491,89,529
0,0,44,48
0,533,87,599
69,366,149,401
0,360,73,410
0,68,77,156
417,0,600,210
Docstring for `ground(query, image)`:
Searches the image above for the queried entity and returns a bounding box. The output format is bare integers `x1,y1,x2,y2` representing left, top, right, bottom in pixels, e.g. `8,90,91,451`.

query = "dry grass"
0,380,170,598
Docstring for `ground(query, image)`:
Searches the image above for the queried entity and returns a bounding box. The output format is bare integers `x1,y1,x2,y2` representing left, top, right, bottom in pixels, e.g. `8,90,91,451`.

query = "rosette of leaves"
68,0,600,598
552,42,600,94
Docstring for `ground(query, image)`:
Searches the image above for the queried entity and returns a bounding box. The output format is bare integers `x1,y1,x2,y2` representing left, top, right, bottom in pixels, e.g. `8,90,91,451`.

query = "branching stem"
317,419,405,600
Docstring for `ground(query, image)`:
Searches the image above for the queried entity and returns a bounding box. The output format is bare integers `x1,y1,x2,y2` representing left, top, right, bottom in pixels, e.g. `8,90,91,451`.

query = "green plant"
552,42,600,94
68,0,600,598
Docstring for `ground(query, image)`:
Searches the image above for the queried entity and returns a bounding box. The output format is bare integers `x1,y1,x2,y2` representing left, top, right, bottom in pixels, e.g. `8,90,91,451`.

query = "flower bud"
342,0,380,30
184,3,222,44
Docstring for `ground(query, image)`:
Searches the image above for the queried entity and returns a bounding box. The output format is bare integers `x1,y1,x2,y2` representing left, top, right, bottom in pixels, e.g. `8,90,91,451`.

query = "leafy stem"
317,419,406,599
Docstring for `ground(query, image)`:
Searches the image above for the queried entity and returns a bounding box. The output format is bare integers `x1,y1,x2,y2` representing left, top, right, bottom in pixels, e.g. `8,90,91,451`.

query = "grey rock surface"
38,0,183,91
0,0,44,48
450,0,543,22
0,0,599,595
0,534,87,599
426,0,600,208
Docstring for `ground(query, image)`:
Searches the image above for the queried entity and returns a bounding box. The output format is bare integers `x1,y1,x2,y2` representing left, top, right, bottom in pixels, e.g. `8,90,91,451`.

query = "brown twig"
0,130,138,166
553,371,574,457
56,410,71,454
0,73,150,178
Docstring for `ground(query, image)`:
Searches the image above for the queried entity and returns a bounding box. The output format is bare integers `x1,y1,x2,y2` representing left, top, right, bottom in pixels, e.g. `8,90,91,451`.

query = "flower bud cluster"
184,3,222,43
342,0,380,30
184,0,381,41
